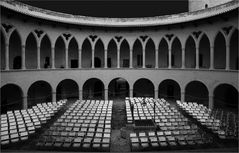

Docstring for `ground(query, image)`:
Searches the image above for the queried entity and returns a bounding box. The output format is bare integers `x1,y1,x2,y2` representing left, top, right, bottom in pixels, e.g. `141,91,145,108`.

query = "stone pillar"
117,46,120,68
21,45,26,70
181,92,185,102
142,46,146,68
130,89,133,97
51,47,55,69
196,46,199,69
210,45,214,70
105,89,108,100
92,49,95,68
52,91,56,102
5,43,9,70
154,90,158,99
65,47,68,69
104,49,108,68
155,48,158,68
130,48,133,68
209,93,214,109
23,96,28,109
37,45,41,69
226,43,230,70
182,47,185,69
168,47,172,69
78,49,82,68
79,90,82,101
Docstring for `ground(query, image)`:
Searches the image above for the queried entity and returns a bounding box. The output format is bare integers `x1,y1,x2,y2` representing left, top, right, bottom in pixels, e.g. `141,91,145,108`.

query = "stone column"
130,48,133,68
78,49,82,68
210,45,214,70
37,45,41,69
117,46,120,68
23,96,28,109
226,43,230,70
52,91,56,102
5,43,9,70
155,48,158,68
168,47,172,69
181,92,185,102
104,49,108,68
196,46,199,69
154,90,158,99
130,89,133,97
21,45,26,70
182,47,185,69
142,46,146,68
79,90,82,101
65,47,68,69
105,89,108,100
51,47,55,69
92,49,95,68
209,93,214,109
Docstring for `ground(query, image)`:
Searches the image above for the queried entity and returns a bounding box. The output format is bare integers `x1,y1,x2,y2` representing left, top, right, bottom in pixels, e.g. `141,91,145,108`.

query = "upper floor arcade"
0,0,238,72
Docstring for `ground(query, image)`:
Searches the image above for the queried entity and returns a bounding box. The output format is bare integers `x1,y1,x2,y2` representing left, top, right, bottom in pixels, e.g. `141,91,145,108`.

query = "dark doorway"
108,78,129,99
1,84,23,114
107,58,111,68
13,56,21,69
94,57,101,68
83,78,104,100
44,56,50,68
71,59,78,68
159,79,181,101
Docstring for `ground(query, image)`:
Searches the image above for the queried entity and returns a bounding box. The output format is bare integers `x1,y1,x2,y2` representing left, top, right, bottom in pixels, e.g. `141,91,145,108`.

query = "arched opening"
108,78,129,99
26,32,37,69
83,78,104,100
1,84,23,114
185,36,196,68
145,38,155,68
214,84,238,112
230,29,239,70
158,79,181,101
1,30,6,70
9,30,21,69
27,81,52,108
120,39,130,68
133,39,143,68
56,79,79,101
158,38,168,68
185,81,209,106
68,37,78,68
133,78,154,97
107,39,117,68
171,37,182,68
199,34,210,69
55,36,65,68
214,32,226,69
40,35,51,68
82,38,92,68
94,39,104,68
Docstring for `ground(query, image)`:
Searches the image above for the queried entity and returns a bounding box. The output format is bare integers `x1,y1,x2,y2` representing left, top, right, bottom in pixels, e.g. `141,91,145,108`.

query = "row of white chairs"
176,100,238,139
1,100,67,145
36,100,113,151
